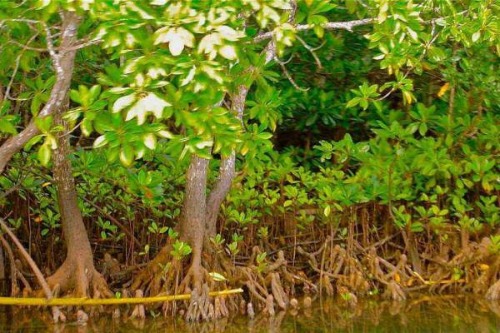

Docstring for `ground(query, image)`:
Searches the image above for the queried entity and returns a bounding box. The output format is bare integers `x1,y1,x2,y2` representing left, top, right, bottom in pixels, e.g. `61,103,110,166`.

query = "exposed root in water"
291,225,500,303
41,254,112,323
185,284,212,321
130,242,240,321
130,289,146,319
235,247,300,316
384,281,406,301
128,242,306,320
100,218,500,321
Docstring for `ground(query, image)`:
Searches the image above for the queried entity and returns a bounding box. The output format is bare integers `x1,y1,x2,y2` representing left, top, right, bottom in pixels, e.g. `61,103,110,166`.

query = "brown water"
1,295,499,332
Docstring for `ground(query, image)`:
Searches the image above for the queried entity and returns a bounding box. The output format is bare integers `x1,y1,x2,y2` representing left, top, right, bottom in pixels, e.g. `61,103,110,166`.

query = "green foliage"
256,252,268,273
489,236,500,255
170,240,192,260
210,234,225,248
0,0,497,273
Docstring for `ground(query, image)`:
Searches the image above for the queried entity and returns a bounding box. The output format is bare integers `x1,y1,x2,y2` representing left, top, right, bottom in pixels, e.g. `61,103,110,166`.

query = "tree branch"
254,18,374,42
0,12,80,175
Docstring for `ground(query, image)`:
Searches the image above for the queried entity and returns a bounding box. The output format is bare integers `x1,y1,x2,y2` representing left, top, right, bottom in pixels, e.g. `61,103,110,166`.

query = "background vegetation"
0,0,498,321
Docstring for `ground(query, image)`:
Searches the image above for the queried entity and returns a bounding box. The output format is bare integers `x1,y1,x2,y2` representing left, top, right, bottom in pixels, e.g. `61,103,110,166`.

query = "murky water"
1,295,499,332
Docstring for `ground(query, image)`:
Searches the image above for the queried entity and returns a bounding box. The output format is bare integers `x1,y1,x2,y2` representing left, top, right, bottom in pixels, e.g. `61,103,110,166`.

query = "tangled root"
270,273,288,310
384,281,406,301
185,284,215,321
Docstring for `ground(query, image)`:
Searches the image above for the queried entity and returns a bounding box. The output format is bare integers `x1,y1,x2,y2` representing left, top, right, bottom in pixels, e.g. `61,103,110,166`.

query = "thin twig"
4,33,40,102
275,56,309,91
296,35,324,69
8,37,102,53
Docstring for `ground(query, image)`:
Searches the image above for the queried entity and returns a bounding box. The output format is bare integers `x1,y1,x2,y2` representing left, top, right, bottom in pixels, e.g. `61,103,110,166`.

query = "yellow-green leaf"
38,143,51,166
324,205,331,217
120,145,134,167
209,272,227,282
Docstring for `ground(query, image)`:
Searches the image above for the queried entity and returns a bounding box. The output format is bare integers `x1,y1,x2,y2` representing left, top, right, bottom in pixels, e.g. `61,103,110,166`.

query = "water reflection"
1,295,499,332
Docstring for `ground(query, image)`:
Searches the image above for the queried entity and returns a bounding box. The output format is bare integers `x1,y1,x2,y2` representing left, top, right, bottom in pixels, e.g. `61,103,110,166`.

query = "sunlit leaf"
155,27,194,56
113,94,136,113
324,205,331,217
93,135,108,149
126,93,171,125
157,130,174,139
120,145,134,166
209,272,227,282
143,133,157,150
437,83,450,97
219,45,237,60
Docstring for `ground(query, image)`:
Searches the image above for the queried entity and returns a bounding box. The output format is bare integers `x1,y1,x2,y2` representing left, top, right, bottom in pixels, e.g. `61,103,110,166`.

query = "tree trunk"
179,155,210,289
205,154,236,237
182,87,247,269
46,107,109,297
43,12,109,298
0,12,80,175
136,50,266,298
204,86,248,238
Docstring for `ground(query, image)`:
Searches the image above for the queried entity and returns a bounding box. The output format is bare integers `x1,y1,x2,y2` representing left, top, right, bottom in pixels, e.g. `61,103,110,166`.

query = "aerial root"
185,284,212,322
43,260,111,323
320,275,334,296
130,290,146,319
52,306,67,323
384,281,406,301
264,294,275,316
236,248,301,316
214,296,230,319
486,279,500,300
270,272,288,310
46,260,112,300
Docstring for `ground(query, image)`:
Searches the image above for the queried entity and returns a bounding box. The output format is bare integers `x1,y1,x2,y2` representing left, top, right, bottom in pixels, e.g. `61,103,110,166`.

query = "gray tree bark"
0,12,79,174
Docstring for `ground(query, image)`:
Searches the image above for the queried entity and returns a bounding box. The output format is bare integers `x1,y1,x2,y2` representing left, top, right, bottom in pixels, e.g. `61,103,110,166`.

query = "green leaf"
346,97,361,108
258,132,273,140
313,25,324,38
81,118,93,136
31,95,42,115
120,145,134,166
35,116,53,133
24,135,44,151
89,85,101,101
0,119,17,134
69,89,81,104
418,122,428,136
38,143,51,166
410,222,424,233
